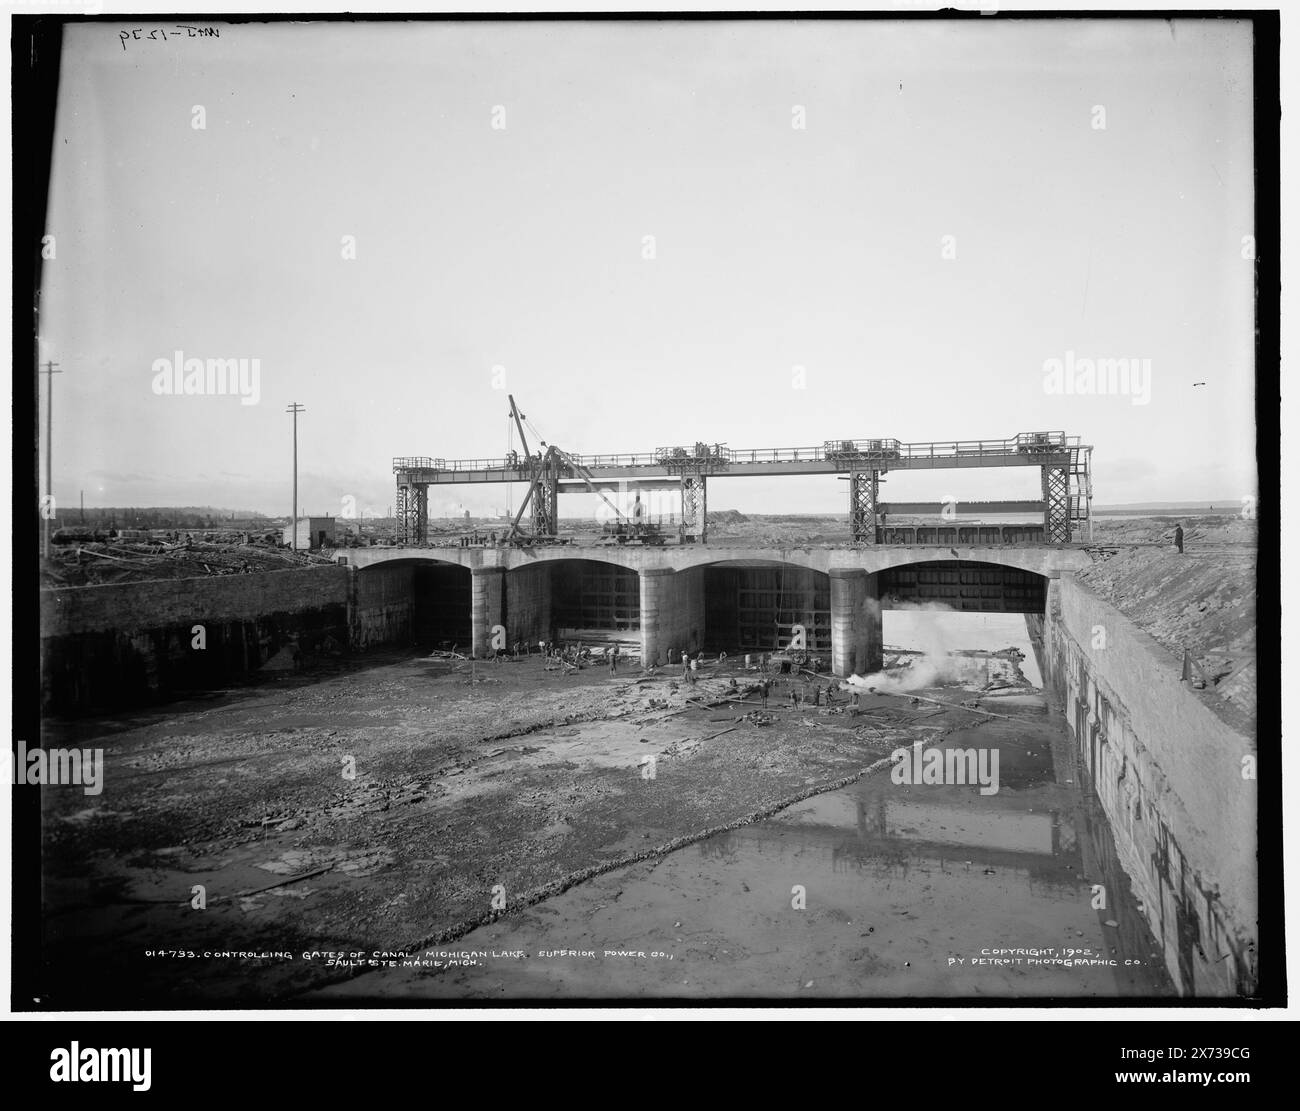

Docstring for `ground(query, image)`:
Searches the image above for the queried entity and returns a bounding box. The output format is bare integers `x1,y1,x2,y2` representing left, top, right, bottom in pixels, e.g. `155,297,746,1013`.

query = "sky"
40,17,1257,519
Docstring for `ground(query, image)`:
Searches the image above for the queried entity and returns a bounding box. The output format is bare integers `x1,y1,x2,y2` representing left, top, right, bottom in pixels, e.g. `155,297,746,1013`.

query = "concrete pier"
639,567,705,667
829,567,882,678
470,566,505,658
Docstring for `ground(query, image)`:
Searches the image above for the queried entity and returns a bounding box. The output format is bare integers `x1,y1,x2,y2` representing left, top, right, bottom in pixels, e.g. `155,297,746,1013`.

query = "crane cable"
519,409,626,525
506,418,514,517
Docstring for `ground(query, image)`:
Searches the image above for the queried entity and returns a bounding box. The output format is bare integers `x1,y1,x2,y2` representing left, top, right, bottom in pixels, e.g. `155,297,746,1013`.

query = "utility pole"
40,360,61,557
286,402,305,551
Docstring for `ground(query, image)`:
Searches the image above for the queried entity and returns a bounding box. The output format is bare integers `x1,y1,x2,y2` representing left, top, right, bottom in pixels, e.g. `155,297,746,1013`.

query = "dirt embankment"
1088,512,1257,548
41,540,336,588
1076,515,1256,725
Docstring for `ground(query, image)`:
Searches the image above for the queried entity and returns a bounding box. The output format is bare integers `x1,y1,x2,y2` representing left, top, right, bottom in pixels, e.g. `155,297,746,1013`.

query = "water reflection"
694,702,1174,996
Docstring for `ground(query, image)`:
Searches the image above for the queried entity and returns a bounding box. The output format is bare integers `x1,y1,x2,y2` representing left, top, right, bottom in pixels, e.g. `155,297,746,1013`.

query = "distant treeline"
55,507,272,530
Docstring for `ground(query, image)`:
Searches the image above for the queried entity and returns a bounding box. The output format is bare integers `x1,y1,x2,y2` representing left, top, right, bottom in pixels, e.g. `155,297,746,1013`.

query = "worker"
760,679,770,709
1174,522,1184,554
812,685,821,707
632,493,645,534
610,644,619,673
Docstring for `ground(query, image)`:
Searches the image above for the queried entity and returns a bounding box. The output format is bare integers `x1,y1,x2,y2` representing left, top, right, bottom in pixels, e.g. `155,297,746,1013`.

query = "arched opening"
879,559,1047,613
355,558,471,651
874,559,1049,688
701,559,831,657
415,562,471,647
521,558,640,647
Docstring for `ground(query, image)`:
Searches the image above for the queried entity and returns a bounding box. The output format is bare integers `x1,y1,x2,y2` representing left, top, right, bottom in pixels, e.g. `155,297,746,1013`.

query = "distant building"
283,516,337,550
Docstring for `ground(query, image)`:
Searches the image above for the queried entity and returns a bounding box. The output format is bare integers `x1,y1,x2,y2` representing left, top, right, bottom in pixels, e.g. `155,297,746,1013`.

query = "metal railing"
568,452,659,468
392,456,448,470
394,433,1083,474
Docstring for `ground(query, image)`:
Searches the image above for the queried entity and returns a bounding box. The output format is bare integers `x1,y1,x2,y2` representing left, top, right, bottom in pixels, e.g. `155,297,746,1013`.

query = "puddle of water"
313,690,1172,1002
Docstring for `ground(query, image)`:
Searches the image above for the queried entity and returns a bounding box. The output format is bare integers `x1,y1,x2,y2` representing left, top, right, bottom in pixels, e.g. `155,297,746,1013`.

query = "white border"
2,0,1290,1023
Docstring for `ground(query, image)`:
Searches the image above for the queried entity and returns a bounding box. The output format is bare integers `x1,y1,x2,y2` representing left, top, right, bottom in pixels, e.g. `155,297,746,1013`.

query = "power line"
286,403,305,551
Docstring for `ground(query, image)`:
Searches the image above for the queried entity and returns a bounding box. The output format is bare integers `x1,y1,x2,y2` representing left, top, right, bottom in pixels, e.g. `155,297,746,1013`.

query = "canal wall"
1042,575,1257,997
351,561,415,649
40,567,350,713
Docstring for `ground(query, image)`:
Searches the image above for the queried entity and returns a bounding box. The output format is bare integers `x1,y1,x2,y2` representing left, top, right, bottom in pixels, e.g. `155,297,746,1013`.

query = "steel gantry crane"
392,418,1092,546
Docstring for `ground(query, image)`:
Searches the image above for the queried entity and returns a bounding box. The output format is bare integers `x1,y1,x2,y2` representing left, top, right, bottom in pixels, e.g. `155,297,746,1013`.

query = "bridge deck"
339,542,1098,578
395,435,1088,485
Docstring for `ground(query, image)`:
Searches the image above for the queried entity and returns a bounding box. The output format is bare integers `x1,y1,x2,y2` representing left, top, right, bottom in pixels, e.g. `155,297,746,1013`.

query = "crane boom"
507,394,533,461
502,395,636,543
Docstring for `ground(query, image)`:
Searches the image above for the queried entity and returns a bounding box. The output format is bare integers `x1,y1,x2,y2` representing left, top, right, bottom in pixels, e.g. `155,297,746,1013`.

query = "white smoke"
848,601,959,694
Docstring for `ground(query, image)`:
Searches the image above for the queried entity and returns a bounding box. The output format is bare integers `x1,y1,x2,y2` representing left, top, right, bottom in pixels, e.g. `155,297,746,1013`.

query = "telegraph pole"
286,402,305,552
40,360,61,557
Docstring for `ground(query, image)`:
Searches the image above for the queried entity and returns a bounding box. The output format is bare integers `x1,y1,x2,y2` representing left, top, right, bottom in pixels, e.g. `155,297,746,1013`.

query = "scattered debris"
238,866,334,897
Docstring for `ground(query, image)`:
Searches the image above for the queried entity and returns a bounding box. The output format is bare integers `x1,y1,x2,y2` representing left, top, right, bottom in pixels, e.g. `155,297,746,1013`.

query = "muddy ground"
36,631,1173,1007
305,696,1173,1003
37,654,915,1007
